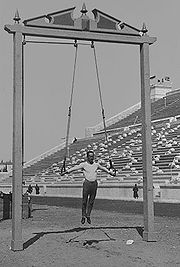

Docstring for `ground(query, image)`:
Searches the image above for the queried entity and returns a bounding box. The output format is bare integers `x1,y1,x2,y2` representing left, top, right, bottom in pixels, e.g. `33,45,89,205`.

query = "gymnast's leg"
81,180,89,224
86,180,98,224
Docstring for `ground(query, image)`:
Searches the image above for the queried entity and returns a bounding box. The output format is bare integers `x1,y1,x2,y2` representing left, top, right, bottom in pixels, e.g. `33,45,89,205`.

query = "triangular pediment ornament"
23,7,76,29
92,9,140,35
23,4,141,36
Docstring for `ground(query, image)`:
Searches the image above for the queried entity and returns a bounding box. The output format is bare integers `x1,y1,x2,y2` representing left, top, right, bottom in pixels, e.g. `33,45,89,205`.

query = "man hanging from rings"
61,150,116,224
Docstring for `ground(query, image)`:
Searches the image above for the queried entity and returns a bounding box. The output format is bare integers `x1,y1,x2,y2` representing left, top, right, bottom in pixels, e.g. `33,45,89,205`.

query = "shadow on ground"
23,225,144,250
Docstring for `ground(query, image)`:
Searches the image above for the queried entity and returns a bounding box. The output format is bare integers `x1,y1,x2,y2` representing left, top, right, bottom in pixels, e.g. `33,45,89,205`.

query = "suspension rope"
61,40,78,173
91,41,116,173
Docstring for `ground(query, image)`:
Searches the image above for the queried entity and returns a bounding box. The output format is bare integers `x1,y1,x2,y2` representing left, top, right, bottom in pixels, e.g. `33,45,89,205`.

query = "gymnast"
61,150,115,224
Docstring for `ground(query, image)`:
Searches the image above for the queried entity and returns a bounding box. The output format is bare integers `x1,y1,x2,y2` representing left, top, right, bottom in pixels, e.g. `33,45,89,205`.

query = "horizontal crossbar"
4,24,157,45
24,40,91,46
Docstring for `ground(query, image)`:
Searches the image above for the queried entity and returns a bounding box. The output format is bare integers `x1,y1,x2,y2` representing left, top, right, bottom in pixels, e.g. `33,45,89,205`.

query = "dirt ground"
0,204,180,267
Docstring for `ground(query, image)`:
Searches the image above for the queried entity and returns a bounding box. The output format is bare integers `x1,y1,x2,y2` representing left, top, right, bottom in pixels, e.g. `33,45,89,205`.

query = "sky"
0,0,180,162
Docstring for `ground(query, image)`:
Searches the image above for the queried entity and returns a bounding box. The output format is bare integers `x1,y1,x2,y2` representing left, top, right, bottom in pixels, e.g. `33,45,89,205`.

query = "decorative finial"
13,9,21,24
142,22,148,35
81,3,88,15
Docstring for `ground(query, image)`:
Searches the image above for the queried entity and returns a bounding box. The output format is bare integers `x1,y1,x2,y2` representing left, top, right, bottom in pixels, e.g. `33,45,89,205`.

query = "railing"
85,102,141,137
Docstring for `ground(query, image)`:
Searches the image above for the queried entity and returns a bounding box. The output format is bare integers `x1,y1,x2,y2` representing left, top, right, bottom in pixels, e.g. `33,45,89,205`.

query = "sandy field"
0,204,180,267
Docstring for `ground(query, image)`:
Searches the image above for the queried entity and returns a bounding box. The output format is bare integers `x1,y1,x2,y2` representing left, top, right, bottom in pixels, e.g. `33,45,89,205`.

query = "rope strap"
91,41,116,175
61,40,116,176
61,41,78,174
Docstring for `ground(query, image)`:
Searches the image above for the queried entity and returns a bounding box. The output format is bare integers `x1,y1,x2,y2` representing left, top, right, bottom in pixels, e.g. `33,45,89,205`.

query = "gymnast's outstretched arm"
61,163,84,176
97,164,116,176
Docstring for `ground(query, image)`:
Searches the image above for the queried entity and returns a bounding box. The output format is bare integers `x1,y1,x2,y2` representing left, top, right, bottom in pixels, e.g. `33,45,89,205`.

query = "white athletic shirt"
79,162,99,182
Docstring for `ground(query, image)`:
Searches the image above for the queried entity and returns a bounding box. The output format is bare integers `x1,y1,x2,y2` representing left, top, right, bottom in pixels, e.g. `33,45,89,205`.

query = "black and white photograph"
0,0,180,266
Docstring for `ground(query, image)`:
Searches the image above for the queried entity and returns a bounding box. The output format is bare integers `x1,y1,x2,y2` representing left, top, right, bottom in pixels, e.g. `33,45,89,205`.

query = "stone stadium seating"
22,116,180,186
3,90,180,186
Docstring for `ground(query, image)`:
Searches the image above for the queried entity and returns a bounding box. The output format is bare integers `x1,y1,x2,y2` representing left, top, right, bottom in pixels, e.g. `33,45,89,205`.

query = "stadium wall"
0,184,180,203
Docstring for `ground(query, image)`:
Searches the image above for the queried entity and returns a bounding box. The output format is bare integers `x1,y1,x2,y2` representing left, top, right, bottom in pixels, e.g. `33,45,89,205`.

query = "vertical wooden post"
11,31,23,251
140,42,156,241
22,40,24,168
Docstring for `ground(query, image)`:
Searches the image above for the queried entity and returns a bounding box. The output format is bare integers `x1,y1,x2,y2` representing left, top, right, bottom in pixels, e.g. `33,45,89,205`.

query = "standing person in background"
27,184,33,194
133,184,139,199
61,150,115,224
35,184,40,195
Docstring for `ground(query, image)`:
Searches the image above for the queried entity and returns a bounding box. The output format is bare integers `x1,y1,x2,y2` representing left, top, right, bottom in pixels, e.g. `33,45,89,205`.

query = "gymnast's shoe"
81,217,86,224
86,217,91,224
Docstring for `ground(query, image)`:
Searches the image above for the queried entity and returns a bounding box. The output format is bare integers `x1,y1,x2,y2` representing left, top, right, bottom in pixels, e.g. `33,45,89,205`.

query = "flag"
165,76,170,81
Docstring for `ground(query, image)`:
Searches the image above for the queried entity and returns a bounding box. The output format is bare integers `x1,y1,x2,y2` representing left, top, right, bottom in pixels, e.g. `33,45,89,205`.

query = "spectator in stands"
72,137,77,143
27,184,33,194
61,150,115,224
35,184,40,195
3,165,8,172
174,154,180,163
133,184,139,199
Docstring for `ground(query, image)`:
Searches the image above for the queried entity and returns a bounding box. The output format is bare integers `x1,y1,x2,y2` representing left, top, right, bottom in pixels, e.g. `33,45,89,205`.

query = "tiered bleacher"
2,90,180,187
